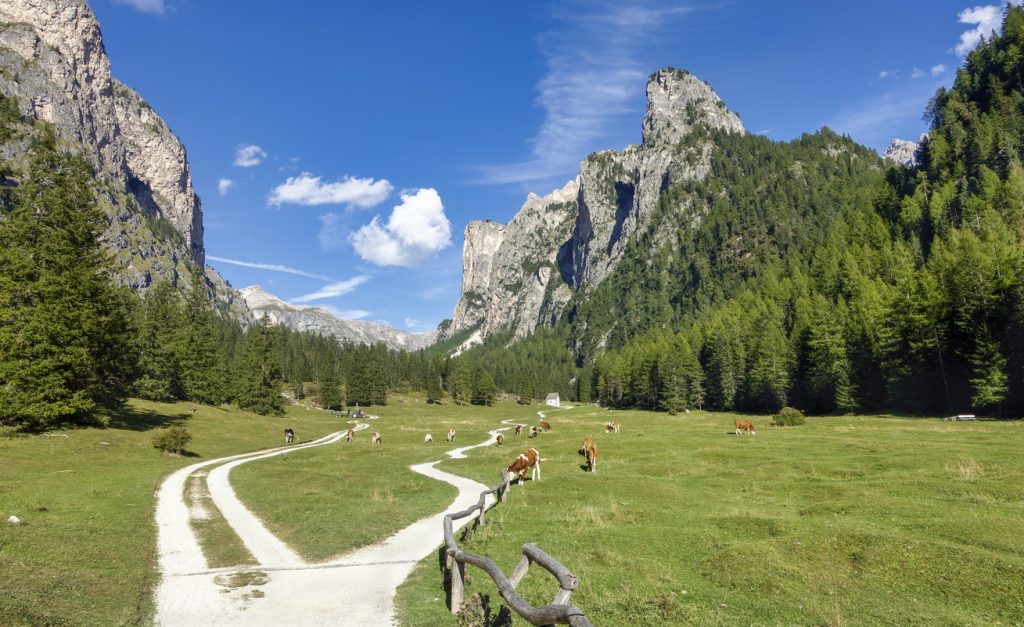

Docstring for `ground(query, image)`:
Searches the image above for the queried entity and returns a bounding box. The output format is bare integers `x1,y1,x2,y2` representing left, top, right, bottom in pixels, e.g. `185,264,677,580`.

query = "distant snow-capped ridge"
239,285,436,351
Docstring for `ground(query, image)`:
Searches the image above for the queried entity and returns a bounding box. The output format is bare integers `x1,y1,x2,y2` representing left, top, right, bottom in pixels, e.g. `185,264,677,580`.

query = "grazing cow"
605,421,620,434
447,428,456,442
495,434,504,447
507,448,541,485
345,428,355,442
371,432,381,445
284,428,295,444
734,419,756,436
540,421,552,432
424,433,433,444
514,424,524,436
580,436,597,473
529,426,539,438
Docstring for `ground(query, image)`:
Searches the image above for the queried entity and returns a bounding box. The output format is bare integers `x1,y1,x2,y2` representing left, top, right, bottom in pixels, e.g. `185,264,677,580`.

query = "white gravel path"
153,416,513,626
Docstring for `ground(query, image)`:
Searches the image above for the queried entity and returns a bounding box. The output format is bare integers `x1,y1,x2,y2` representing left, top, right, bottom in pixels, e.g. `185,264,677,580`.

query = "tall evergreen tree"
235,314,283,415
133,281,183,400
471,367,497,406
0,129,136,429
178,271,226,405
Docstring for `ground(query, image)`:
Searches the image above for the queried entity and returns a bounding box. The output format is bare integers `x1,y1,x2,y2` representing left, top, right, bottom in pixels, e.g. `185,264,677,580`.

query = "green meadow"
0,399,340,626
3,397,1023,626
395,405,1024,626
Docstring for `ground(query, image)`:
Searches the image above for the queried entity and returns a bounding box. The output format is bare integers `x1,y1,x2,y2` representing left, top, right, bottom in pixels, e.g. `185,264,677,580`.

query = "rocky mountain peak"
881,133,926,167
642,67,744,145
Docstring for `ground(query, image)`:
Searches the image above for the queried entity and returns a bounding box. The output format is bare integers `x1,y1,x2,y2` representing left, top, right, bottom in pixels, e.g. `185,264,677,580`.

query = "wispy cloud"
207,255,334,281
404,317,418,328
827,79,943,150
931,64,947,76
234,144,267,167
474,1,696,185
292,276,370,303
268,173,392,208
322,305,370,320
350,188,452,267
112,0,166,14
217,178,234,195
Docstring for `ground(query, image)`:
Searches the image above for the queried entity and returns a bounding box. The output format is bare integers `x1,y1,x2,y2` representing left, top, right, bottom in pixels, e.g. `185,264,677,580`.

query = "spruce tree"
471,367,497,406
179,270,226,405
134,281,183,401
425,358,443,404
0,129,135,429
450,359,471,404
235,314,283,415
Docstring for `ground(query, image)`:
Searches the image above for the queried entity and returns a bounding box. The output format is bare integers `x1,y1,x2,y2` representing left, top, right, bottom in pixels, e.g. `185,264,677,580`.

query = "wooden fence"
442,469,592,626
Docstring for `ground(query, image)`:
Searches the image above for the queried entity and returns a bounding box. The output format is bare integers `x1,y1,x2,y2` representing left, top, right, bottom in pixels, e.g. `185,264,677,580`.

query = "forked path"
153,415,514,626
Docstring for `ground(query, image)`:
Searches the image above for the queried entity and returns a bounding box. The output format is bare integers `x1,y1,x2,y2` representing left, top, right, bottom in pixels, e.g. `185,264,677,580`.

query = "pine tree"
0,129,136,429
178,271,226,405
471,367,497,406
134,281,183,400
450,359,471,404
235,314,283,415
425,358,443,404
517,370,534,405
318,357,343,409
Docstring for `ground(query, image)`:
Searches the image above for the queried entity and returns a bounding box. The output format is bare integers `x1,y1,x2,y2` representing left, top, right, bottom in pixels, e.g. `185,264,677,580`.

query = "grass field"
3,397,1023,626
394,406,1024,626
231,398,539,562
0,399,340,626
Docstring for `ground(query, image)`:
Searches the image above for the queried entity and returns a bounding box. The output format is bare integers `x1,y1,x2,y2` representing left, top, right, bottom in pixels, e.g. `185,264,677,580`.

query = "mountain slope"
0,0,247,319
240,286,436,351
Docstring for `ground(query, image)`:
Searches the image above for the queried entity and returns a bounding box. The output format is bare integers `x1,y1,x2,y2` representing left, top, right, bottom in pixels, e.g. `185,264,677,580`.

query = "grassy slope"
0,399,339,626
396,406,1024,626
231,396,540,562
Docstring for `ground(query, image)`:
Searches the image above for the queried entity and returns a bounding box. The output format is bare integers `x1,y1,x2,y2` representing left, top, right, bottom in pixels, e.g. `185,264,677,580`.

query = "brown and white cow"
345,428,355,442
514,424,524,436
529,426,539,438
447,428,456,442
605,421,620,434
734,419,756,436
581,436,597,473
507,448,540,485
540,420,552,432
495,433,505,447
371,432,382,445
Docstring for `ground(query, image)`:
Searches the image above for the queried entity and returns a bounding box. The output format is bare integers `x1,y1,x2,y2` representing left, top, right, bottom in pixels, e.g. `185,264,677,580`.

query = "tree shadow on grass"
106,406,187,432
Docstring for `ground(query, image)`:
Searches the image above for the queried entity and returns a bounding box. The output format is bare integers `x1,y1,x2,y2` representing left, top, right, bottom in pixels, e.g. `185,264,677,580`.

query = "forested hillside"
454,7,1024,417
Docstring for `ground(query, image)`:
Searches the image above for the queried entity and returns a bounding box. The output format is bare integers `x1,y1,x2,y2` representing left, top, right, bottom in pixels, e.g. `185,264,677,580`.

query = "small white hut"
545,392,560,408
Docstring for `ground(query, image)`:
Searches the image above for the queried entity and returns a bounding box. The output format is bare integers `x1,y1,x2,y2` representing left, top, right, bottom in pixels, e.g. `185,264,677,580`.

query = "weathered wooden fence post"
450,558,465,614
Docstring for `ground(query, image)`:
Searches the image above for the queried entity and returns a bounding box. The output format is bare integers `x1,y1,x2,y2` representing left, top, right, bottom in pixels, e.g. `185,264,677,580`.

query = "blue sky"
92,0,1006,332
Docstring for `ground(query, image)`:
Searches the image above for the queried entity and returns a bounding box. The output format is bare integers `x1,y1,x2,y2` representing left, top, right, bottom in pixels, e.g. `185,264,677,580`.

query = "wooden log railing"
442,469,592,626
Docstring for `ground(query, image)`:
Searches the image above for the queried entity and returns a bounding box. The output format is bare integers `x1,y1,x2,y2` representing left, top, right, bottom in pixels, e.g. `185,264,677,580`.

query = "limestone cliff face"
442,68,744,349
447,179,578,339
882,134,925,168
0,0,244,318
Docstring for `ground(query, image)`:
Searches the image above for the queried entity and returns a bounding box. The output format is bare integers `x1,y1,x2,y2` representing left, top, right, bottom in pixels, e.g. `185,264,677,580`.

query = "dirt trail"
153,416,512,626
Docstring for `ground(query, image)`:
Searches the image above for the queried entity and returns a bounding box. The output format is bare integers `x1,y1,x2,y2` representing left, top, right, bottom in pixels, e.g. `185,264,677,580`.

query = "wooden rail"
442,469,592,626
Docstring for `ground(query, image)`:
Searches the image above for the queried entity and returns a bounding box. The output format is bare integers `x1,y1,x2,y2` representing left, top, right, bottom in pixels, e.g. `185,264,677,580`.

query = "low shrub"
772,407,806,426
152,425,192,454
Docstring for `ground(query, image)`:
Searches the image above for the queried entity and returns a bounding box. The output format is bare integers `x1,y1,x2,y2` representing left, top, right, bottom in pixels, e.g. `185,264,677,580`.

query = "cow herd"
278,413,759,489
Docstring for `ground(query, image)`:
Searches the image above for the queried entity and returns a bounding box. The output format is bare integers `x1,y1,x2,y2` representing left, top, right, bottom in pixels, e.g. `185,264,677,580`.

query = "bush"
152,425,192,454
772,407,806,426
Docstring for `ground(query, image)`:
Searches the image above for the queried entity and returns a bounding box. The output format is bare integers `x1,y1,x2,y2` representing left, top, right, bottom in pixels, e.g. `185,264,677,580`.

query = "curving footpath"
154,415,514,626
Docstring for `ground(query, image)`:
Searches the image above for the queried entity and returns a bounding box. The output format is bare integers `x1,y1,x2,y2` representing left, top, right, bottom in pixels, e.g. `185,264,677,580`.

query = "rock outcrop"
881,134,924,167
442,68,745,349
0,0,244,317
241,286,436,351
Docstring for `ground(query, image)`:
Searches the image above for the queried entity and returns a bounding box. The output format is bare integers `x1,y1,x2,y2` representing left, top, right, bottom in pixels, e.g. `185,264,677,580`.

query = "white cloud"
931,64,947,76
351,188,452,267
234,144,267,167
955,5,1004,56
291,276,371,303
322,305,370,320
112,0,166,14
474,1,695,185
404,317,418,328
207,255,333,280
878,70,890,79
911,67,925,79
217,178,234,195
268,172,392,208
